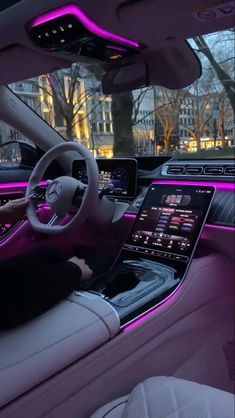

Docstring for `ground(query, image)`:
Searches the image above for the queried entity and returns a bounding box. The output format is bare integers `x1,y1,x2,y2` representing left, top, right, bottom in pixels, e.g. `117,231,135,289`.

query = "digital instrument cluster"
72,158,137,198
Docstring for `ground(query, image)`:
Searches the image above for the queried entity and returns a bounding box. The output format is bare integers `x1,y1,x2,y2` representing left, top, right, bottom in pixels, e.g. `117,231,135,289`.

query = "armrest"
0,293,120,407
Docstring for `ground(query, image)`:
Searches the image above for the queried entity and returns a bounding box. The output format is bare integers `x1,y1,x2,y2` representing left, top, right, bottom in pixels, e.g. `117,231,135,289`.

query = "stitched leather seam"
102,400,128,418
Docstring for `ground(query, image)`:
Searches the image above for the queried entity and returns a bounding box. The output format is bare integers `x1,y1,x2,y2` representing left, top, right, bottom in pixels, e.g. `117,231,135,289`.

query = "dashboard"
72,158,137,198
0,158,234,247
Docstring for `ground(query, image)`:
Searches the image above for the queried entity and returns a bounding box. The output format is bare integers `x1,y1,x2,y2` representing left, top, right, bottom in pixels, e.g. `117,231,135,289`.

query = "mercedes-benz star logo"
47,181,63,202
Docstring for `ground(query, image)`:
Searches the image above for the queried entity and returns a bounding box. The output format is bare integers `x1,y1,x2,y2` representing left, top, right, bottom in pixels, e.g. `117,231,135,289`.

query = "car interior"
0,1,234,417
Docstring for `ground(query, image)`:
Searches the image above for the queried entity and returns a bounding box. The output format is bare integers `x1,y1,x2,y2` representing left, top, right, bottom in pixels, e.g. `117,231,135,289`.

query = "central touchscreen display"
124,184,215,263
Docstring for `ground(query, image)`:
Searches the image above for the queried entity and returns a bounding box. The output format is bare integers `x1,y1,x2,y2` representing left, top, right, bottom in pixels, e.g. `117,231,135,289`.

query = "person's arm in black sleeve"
0,259,87,329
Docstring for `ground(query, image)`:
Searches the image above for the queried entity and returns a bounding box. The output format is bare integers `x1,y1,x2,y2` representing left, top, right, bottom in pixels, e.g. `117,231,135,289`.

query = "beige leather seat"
91,376,234,418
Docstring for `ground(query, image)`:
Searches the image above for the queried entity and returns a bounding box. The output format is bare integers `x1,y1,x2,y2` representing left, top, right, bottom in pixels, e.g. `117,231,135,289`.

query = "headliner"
0,0,233,85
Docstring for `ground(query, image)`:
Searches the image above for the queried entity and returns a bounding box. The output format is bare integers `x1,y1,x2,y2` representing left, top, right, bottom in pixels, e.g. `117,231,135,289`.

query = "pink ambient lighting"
204,223,235,232
124,213,136,219
123,288,179,331
151,179,235,191
30,4,140,49
0,181,47,190
106,45,127,52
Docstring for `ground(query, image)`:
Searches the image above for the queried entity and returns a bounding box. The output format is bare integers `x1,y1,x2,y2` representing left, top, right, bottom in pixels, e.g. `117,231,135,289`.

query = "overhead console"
72,158,137,198
27,4,144,62
96,184,215,324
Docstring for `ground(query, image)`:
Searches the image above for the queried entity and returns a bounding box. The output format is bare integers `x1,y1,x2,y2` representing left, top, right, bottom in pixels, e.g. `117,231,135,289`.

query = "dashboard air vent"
163,163,234,177
204,166,224,175
224,166,235,176
167,166,185,175
185,166,203,175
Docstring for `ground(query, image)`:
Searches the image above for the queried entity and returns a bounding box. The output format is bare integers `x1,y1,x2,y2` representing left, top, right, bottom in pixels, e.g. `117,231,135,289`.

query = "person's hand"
69,257,93,282
0,198,29,224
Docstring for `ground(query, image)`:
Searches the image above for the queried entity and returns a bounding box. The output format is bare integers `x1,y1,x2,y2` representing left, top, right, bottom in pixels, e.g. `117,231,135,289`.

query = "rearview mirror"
102,41,202,94
102,63,148,94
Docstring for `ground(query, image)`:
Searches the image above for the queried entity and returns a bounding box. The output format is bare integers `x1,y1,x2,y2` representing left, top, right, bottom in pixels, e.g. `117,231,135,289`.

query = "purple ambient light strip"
152,179,235,191
106,45,127,52
30,4,140,49
204,223,235,232
123,288,179,331
0,181,47,190
124,213,136,219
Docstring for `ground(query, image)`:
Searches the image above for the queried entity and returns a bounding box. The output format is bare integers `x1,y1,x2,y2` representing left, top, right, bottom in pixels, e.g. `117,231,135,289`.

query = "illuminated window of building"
106,123,111,133
92,123,97,132
99,123,104,133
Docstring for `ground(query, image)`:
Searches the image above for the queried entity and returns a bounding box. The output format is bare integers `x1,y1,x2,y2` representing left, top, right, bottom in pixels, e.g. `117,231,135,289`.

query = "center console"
97,184,215,325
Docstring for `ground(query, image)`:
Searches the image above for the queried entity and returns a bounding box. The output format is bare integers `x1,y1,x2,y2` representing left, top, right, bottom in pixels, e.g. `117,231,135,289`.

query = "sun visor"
148,40,202,89
0,45,70,85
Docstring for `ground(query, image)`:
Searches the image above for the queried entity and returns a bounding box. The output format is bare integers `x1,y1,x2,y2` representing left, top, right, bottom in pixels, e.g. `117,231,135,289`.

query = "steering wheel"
26,142,99,234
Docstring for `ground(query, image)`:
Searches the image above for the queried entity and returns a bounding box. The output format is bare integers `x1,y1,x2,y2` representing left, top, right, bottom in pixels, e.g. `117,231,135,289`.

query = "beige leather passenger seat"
91,376,234,418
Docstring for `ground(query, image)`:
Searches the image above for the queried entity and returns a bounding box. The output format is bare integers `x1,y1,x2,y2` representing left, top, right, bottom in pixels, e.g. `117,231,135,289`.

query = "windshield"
2,29,235,160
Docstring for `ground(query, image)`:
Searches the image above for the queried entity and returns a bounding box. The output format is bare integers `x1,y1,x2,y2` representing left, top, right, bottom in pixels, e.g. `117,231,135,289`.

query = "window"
99,123,104,133
91,123,97,133
106,123,111,133
6,29,234,159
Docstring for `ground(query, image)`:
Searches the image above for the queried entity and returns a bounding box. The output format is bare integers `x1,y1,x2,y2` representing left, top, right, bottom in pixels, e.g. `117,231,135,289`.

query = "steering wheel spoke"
72,182,87,207
47,212,65,227
29,184,48,202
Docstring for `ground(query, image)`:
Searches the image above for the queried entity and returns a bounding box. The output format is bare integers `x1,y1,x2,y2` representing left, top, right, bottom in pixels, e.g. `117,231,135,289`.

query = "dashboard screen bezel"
72,158,138,198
